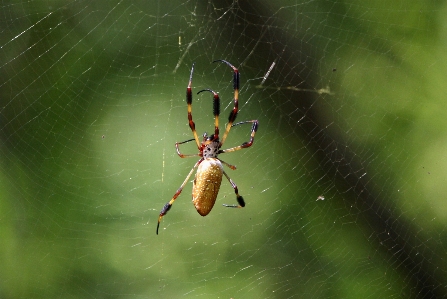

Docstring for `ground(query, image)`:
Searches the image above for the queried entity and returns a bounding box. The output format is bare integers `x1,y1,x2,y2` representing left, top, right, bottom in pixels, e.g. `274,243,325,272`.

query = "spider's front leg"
213,59,240,147
186,63,201,149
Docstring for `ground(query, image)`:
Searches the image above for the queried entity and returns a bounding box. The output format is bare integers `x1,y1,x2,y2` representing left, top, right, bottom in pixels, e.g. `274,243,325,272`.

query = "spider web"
1,0,446,298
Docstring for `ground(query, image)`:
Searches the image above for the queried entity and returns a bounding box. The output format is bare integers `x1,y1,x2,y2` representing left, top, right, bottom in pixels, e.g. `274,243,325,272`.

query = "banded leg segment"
156,158,203,234
187,63,201,149
213,60,239,146
175,138,201,158
197,89,220,139
222,170,245,208
218,158,236,170
219,120,259,154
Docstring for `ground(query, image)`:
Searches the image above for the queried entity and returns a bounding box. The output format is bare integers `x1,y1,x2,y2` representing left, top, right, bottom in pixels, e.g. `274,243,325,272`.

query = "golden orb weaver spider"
156,60,259,234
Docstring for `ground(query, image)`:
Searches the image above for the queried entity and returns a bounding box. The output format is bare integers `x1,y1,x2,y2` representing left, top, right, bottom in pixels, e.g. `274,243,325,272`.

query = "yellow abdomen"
192,158,223,216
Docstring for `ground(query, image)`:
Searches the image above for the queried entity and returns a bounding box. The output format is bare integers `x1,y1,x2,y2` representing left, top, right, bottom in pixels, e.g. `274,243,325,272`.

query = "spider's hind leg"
156,158,203,234
222,170,245,208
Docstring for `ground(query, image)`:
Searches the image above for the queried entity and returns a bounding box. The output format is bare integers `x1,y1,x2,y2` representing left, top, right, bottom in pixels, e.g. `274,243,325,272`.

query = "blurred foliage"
1,0,447,298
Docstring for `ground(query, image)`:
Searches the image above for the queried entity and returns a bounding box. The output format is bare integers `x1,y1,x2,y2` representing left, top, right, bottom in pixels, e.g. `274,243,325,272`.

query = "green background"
1,0,446,298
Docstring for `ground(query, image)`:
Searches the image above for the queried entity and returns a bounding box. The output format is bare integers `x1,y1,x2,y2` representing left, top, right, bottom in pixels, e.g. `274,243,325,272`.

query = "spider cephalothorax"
156,60,258,234
201,134,220,159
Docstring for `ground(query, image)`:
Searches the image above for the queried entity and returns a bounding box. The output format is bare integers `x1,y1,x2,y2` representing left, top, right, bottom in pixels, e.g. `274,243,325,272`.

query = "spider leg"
219,120,258,154
217,158,236,170
187,63,201,149
197,89,220,139
222,170,245,208
176,138,201,158
213,60,239,147
156,158,203,234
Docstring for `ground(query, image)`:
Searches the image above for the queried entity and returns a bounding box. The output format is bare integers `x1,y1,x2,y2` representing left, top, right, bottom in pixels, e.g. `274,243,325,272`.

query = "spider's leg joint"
252,121,259,132
222,195,245,208
212,59,236,70
156,202,172,235
185,63,201,148
197,89,220,139
160,202,172,215
222,171,245,208
237,195,245,207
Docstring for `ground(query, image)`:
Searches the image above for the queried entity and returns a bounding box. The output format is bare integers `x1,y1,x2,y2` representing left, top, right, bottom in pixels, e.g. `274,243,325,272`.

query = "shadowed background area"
1,1,447,298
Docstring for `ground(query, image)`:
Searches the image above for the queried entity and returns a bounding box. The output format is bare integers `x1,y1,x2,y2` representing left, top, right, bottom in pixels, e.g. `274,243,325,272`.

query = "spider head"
202,132,219,142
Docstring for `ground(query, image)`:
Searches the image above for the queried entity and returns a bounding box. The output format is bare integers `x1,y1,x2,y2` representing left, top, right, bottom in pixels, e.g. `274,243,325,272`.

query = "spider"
156,60,259,234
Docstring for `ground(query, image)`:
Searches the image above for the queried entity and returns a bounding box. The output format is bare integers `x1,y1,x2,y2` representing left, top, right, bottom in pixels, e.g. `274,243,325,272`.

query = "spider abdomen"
192,158,223,216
